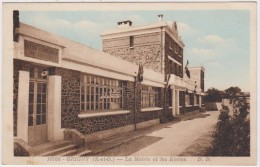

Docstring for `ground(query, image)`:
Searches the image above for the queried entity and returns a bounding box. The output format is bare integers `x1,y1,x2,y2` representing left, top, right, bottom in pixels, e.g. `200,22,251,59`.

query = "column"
199,95,202,107
172,89,175,116
194,94,196,106
47,75,62,141
17,71,29,143
176,90,180,115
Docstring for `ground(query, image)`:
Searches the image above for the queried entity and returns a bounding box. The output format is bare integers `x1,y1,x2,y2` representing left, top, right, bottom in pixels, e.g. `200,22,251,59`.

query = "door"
28,67,48,145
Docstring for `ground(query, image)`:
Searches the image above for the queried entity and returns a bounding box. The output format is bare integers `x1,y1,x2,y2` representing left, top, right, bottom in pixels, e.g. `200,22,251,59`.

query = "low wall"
205,102,222,111
85,119,160,143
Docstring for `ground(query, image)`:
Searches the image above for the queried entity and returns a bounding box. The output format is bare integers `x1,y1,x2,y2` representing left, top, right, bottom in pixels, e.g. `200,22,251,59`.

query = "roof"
188,66,205,72
16,23,165,83
102,22,167,36
101,21,184,47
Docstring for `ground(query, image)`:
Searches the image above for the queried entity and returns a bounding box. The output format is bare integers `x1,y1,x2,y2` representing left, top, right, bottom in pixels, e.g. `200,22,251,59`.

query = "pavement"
83,110,219,156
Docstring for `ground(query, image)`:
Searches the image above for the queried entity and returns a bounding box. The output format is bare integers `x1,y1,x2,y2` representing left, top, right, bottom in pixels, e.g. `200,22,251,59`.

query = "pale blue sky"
20,10,250,92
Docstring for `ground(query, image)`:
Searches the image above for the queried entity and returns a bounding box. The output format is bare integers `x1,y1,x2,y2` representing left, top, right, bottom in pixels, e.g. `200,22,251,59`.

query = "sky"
20,10,250,92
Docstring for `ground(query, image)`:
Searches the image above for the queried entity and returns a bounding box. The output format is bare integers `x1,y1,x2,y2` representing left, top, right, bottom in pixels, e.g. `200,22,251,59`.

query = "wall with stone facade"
13,60,19,136
185,106,200,112
103,32,162,73
75,81,134,134
51,67,164,134
13,59,170,137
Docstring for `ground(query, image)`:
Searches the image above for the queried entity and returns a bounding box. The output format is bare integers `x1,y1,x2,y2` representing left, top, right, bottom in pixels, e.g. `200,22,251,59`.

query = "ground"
91,111,219,156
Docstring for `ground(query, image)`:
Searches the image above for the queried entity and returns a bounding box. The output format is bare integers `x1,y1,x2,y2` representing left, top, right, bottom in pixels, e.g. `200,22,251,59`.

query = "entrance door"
28,67,48,145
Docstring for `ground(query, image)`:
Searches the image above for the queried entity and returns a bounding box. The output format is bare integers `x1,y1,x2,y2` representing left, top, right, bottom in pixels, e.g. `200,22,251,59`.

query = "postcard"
2,2,257,165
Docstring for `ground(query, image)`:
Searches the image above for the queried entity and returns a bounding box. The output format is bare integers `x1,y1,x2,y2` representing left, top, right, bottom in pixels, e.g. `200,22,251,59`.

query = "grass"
179,131,215,156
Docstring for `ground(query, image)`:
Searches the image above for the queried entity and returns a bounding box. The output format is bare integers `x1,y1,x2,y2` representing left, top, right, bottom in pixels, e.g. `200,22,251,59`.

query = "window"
168,38,172,50
141,85,158,108
171,62,175,74
168,89,172,107
130,36,134,47
179,92,184,107
175,64,178,75
179,65,182,77
194,95,197,105
174,42,177,53
185,94,190,106
170,61,174,74
80,75,123,111
180,48,183,57
190,94,194,106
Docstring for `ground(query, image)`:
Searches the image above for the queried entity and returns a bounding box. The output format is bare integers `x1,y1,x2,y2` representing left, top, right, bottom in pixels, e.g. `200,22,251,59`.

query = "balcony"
169,74,186,89
169,74,202,94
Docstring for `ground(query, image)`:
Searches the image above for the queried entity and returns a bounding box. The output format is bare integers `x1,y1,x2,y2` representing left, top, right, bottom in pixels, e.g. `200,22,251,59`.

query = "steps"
33,140,92,156
39,144,76,156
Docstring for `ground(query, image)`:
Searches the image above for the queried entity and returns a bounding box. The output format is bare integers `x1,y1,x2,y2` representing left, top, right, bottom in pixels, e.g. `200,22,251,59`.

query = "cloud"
73,20,100,33
127,15,145,25
188,48,217,57
177,22,197,37
198,35,224,44
186,34,237,59
198,35,236,49
22,13,102,36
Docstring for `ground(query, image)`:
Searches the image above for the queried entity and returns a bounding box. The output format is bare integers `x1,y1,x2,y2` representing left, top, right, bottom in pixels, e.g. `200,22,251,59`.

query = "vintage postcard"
2,2,257,166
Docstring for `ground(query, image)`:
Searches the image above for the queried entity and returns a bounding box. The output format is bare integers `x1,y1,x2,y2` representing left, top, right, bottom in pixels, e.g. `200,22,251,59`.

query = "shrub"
209,97,250,156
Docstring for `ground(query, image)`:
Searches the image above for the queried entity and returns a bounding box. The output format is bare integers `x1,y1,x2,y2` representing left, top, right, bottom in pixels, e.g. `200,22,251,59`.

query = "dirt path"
130,111,219,156
93,111,219,156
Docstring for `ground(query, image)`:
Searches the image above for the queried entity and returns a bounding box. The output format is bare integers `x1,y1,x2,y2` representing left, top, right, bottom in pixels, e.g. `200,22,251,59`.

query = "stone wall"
13,60,20,136
75,81,134,134
185,106,200,112
56,68,164,134
59,69,81,130
104,45,162,73
103,32,162,73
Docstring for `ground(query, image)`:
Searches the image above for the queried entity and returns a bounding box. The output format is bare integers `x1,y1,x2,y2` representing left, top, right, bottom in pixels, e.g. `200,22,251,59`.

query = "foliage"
209,96,250,156
224,87,241,104
204,88,224,103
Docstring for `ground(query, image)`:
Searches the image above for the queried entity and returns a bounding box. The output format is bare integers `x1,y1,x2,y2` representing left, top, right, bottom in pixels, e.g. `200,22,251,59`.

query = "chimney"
13,10,20,42
117,20,132,29
158,14,163,22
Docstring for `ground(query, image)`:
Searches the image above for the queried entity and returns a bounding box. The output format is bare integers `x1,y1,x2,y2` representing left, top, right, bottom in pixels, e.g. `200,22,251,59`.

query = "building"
101,14,205,117
12,12,205,155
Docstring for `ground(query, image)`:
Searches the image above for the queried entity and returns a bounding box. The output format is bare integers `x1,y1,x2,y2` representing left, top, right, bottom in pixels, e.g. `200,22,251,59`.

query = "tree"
204,88,223,102
224,87,242,105
224,87,241,98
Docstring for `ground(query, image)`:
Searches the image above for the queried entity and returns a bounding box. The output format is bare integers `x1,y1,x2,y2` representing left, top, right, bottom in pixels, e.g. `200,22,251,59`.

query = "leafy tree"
224,87,241,98
204,88,223,102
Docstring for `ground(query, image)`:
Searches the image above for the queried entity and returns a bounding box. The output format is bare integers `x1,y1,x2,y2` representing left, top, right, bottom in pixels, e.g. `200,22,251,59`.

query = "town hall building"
12,12,205,156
